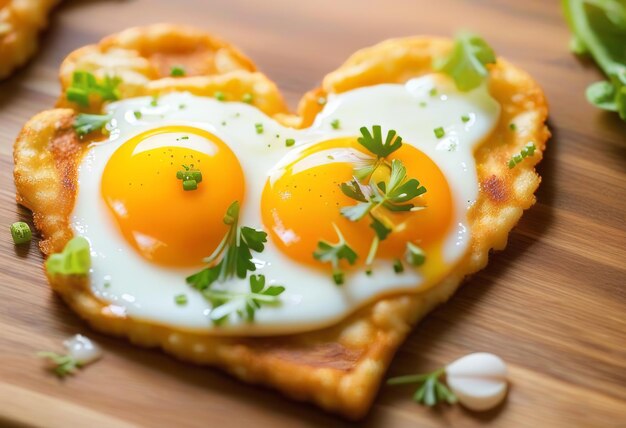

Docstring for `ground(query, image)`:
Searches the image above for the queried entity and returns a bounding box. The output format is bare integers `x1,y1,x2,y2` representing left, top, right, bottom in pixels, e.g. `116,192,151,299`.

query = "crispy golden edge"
13,28,549,419
0,0,58,80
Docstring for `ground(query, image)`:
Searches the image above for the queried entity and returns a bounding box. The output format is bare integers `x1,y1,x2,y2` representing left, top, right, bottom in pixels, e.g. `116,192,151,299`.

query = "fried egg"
72,74,499,335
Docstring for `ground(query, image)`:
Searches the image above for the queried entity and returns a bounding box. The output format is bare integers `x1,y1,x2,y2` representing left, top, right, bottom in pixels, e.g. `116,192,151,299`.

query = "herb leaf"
388,367,457,407
45,237,91,276
186,202,267,290
313,224,358,285
357,125,403,159
435,32,496,91
37,351,81,377
73,113,112,137
66,71,121,107
203,274,285,324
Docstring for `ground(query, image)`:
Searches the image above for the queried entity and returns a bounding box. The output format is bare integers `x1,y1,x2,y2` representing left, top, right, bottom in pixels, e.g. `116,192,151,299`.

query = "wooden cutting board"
1,0,624,426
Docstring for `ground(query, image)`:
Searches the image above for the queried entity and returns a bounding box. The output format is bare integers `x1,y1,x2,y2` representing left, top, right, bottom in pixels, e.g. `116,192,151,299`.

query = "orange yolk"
261,138,453,269
101,126,245,267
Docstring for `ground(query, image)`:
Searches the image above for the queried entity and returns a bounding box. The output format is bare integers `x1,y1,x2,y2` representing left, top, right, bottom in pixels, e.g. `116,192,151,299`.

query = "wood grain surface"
1,0,625,427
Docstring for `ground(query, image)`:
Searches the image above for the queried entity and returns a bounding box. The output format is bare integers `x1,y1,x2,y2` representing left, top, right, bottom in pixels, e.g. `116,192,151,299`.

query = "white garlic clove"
63,334,103,365
445,352,508,411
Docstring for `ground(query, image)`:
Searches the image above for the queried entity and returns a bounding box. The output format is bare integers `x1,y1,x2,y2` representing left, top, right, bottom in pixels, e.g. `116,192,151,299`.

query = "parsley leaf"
66,71,121,107
564,0,626,121
186,202,267,290
313,224,358,285
37,351,81,377
434,32,496,91
203,274,285,324
357,125,403,159
73,113,112,137
387,367,457,407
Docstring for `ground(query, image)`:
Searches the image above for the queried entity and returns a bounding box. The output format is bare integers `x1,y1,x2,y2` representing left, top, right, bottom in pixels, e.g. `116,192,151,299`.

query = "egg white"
71,74,499,335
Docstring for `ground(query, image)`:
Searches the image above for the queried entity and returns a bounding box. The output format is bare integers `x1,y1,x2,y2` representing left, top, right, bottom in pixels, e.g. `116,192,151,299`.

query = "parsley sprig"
313,224,358,285
73,113,112,137
387,367,457,407
37,351,81,377
66,71,121,107
353,125,402,179
205,274,285,324
186,201,267,290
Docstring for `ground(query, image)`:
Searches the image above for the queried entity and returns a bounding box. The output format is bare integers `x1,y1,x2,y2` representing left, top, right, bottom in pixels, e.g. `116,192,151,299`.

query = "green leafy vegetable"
37,352,81,377
45,237,91,276
563,0,626,120
73,113,112,137
357,125,403,159
388,367,458,407
204,274,285,324
66,71,121,107
313,224,358,285
186,201,267,290
435,32,496,91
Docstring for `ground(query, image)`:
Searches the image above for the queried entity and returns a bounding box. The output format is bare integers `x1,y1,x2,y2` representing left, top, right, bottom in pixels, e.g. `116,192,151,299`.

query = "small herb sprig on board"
388,367,457,406
186,201,267,290
37,352,81,377
205,274,285,324
73,113,112,137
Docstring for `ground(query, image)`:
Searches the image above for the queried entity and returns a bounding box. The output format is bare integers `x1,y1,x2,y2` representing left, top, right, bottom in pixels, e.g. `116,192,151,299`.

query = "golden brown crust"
13,26,549,419
0,0,59,80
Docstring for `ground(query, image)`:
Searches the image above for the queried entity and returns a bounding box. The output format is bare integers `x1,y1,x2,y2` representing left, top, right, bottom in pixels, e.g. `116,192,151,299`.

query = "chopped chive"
461,115,470,123
170,65,186,77
434,127,445,139
214,91,226,101
330,119,341,130
405,242,426,266
285,138,295,147
365,268,373,276
183,180,197,191
508,142,536,168
11,222,31,244
179,104,186,110
150,96,159,107
429,88,438,96
133,111,142,119
317,96,327,105
419,101,427,107
221,121,227,126
255,123,264,134
242,93,253,104
393,259,404,273
509,123,517,131
175,294,188,305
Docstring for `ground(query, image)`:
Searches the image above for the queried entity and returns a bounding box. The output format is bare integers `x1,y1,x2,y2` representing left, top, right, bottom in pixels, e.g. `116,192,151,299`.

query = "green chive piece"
255,123,264,134
183,180,197,191
170,65,186,77
365,268,373,276
393,259,404,273
434,127,445,139
429,88,438,96
405,242,426,266
150,96,159,107
331,119,341,130
332,272,344,285
133,111,142,119
509,123,517,131
285,138,296,147
317,96,327,105
214,91,226,101
175,294,188,305
461,115,470,123
11,222,31,244
419,101,427,107
508,159,517,169
242,93,253,104
179,104,186,110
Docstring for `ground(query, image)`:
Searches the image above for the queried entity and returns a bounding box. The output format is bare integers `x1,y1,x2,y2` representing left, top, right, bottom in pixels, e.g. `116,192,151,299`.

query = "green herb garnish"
176,164,202,191
388,367,457,407
204,274,285,324
285,138,296,147
563,0,626,121
508,142,536,168
214,91,226,101
66,71,121,107
11,221,31,244
434,127,445,139
150,95,159,107
405,242,426,266
242,93,253,104
255,123,264,134
37,352,81,377
331,119,341,129
186,201,267,290
175,294,188,305
133,111,142,119
45,236,91,276
313,224,358,285
509,123,517,131
435,32,496,91
73,113,112,137
461,114,470,123
170,65,186,77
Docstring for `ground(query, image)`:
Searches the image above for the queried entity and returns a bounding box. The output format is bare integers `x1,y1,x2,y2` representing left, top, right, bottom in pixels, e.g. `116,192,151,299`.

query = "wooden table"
1,0,624,426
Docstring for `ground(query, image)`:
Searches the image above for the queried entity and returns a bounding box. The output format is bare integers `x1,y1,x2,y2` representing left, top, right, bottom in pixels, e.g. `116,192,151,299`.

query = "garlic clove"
445,352,508,411
63,334,103,365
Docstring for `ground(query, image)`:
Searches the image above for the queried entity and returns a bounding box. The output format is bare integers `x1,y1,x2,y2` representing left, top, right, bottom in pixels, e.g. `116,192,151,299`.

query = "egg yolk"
261,137,453,269
101,126,245,267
